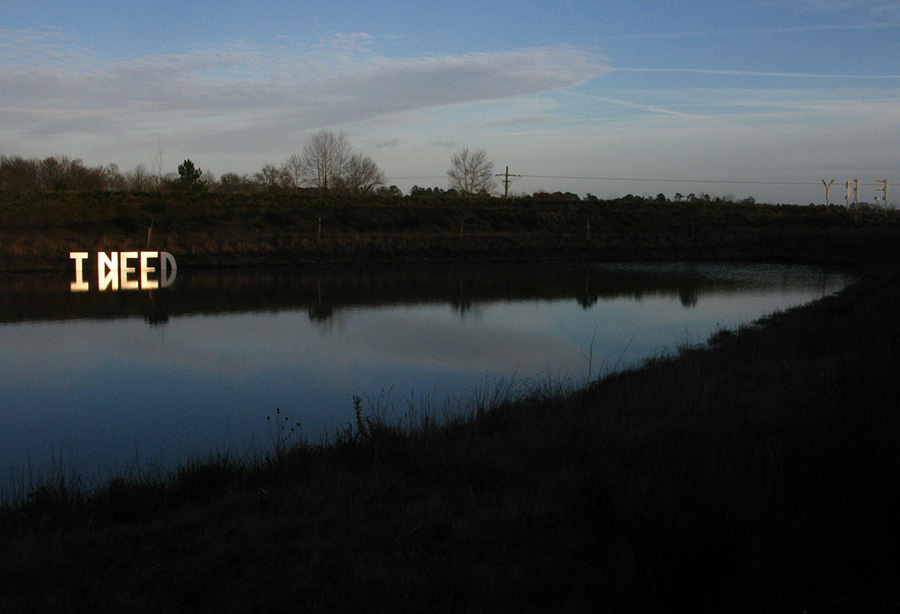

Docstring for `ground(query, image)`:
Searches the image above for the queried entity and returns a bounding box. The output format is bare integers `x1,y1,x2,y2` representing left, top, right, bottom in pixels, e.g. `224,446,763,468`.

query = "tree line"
0,130,499,197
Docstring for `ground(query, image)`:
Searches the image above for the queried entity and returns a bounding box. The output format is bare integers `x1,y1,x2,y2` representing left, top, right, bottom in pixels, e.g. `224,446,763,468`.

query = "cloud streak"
615,67,900,79
603,19,900,42
0,29,608,156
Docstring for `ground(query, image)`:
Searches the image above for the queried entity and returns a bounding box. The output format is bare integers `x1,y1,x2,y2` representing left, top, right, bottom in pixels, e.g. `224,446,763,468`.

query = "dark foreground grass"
2,268,900,612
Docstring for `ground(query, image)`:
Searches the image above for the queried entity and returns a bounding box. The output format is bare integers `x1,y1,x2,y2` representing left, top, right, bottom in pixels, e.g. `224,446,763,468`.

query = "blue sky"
2,0,898,203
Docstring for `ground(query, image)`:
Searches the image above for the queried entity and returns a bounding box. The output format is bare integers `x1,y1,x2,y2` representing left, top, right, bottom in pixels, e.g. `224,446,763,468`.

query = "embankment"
3,191,900,270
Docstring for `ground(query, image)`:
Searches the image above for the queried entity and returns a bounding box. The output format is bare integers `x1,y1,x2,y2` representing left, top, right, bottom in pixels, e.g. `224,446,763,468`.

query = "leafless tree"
342,152,386,194
38,156,72,190
300,129,352,193
282,152,305,189
0,155,40,191
217,172,253,194
255,164,290,192
127,164,154,191
103,163,125,191
447,148,496,196
152,143,165,191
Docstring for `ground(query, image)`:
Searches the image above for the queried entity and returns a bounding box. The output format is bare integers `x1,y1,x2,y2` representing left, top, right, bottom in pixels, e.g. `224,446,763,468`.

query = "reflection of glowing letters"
70,251,177,292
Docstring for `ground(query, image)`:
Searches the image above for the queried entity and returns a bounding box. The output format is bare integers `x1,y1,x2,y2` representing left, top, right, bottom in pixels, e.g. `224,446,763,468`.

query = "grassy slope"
2,265,899,611
3,191,900,269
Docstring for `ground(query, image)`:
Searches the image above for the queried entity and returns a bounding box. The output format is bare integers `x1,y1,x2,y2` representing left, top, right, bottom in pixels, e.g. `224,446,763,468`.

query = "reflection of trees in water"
308,280,334,322
308,303,333,322
2,263,842,325
577,272,599,309
451,300,486,321
144,312,170,326
142,291,171,326
576,268,700,310
678,274,699,308
451,299,473,315
452,276,473,316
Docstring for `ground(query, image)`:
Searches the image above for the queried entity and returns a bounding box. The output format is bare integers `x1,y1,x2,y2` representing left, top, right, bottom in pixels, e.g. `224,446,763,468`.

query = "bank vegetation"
2,190,899,272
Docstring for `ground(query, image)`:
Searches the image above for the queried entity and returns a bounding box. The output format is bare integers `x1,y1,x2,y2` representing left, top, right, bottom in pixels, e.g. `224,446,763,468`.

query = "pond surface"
0,262,854,494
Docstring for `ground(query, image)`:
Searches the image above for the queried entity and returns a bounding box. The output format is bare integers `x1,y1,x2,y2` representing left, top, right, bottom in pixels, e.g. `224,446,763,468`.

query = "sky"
2,0,899,204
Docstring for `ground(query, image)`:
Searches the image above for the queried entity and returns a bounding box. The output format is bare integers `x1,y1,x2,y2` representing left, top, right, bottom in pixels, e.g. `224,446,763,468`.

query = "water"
0,262,854,491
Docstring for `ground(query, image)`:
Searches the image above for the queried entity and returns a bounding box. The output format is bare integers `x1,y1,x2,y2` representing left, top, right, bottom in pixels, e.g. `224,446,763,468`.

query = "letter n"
98,252,119,291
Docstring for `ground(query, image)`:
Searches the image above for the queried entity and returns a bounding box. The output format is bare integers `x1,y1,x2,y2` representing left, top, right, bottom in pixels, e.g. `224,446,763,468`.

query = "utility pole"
875,179,889,205
845,179,860,207
821,179,835,206
495,166,521,197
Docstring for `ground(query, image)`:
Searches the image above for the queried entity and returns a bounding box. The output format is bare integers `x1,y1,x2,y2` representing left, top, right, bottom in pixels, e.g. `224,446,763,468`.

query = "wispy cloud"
604,20,899,42
0,26,92,70
753,0,900,22
572,93,700,118
0,29,608,157
780,0,900,14
615,67,900,79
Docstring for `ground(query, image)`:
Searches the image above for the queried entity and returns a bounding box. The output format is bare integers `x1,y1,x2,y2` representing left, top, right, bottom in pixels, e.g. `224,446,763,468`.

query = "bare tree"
342,152,386,194
282,151,305,189
300,129,352,193
103,163,126,191
255,164,290,192
38,156,72,190
217,172,253,194
0,155,40,191
127,164,154,191
447,148,496,196
152,142,165,191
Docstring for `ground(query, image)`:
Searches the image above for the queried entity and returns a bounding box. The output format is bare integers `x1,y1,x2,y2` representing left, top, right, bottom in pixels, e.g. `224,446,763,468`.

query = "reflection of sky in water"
0,264,853,491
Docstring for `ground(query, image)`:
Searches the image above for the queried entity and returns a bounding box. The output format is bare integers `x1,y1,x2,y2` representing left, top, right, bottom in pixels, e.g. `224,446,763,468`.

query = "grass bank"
3,191,900,270
2,262,899,611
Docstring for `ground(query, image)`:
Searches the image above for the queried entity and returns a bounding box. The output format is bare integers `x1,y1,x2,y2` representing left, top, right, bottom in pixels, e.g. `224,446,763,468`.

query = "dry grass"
3,191,900,271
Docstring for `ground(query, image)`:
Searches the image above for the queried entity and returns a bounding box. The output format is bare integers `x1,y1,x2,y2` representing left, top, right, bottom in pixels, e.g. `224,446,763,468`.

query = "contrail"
615,67,900,79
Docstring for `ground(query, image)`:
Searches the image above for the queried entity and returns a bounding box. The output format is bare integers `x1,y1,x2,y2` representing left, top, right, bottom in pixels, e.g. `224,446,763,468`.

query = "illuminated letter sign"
70,251,177,292
70,252,90,292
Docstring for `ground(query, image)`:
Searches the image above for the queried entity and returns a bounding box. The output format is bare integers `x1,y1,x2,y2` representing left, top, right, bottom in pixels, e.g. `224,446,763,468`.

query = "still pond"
0,262,854,495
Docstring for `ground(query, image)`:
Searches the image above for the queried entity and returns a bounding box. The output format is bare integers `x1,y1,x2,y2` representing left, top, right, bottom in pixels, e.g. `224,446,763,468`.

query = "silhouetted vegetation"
2,188,899,272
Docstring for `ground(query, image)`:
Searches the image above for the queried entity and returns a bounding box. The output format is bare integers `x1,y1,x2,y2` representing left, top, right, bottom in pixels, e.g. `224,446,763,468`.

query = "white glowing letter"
160,252,177,288
98,252,119,291
119,251,139,290
69,252,90,292
140,251,159,290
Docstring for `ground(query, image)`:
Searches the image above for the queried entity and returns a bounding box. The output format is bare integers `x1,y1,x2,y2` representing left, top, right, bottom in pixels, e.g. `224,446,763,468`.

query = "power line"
515,174,819,186
389,173,887,190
